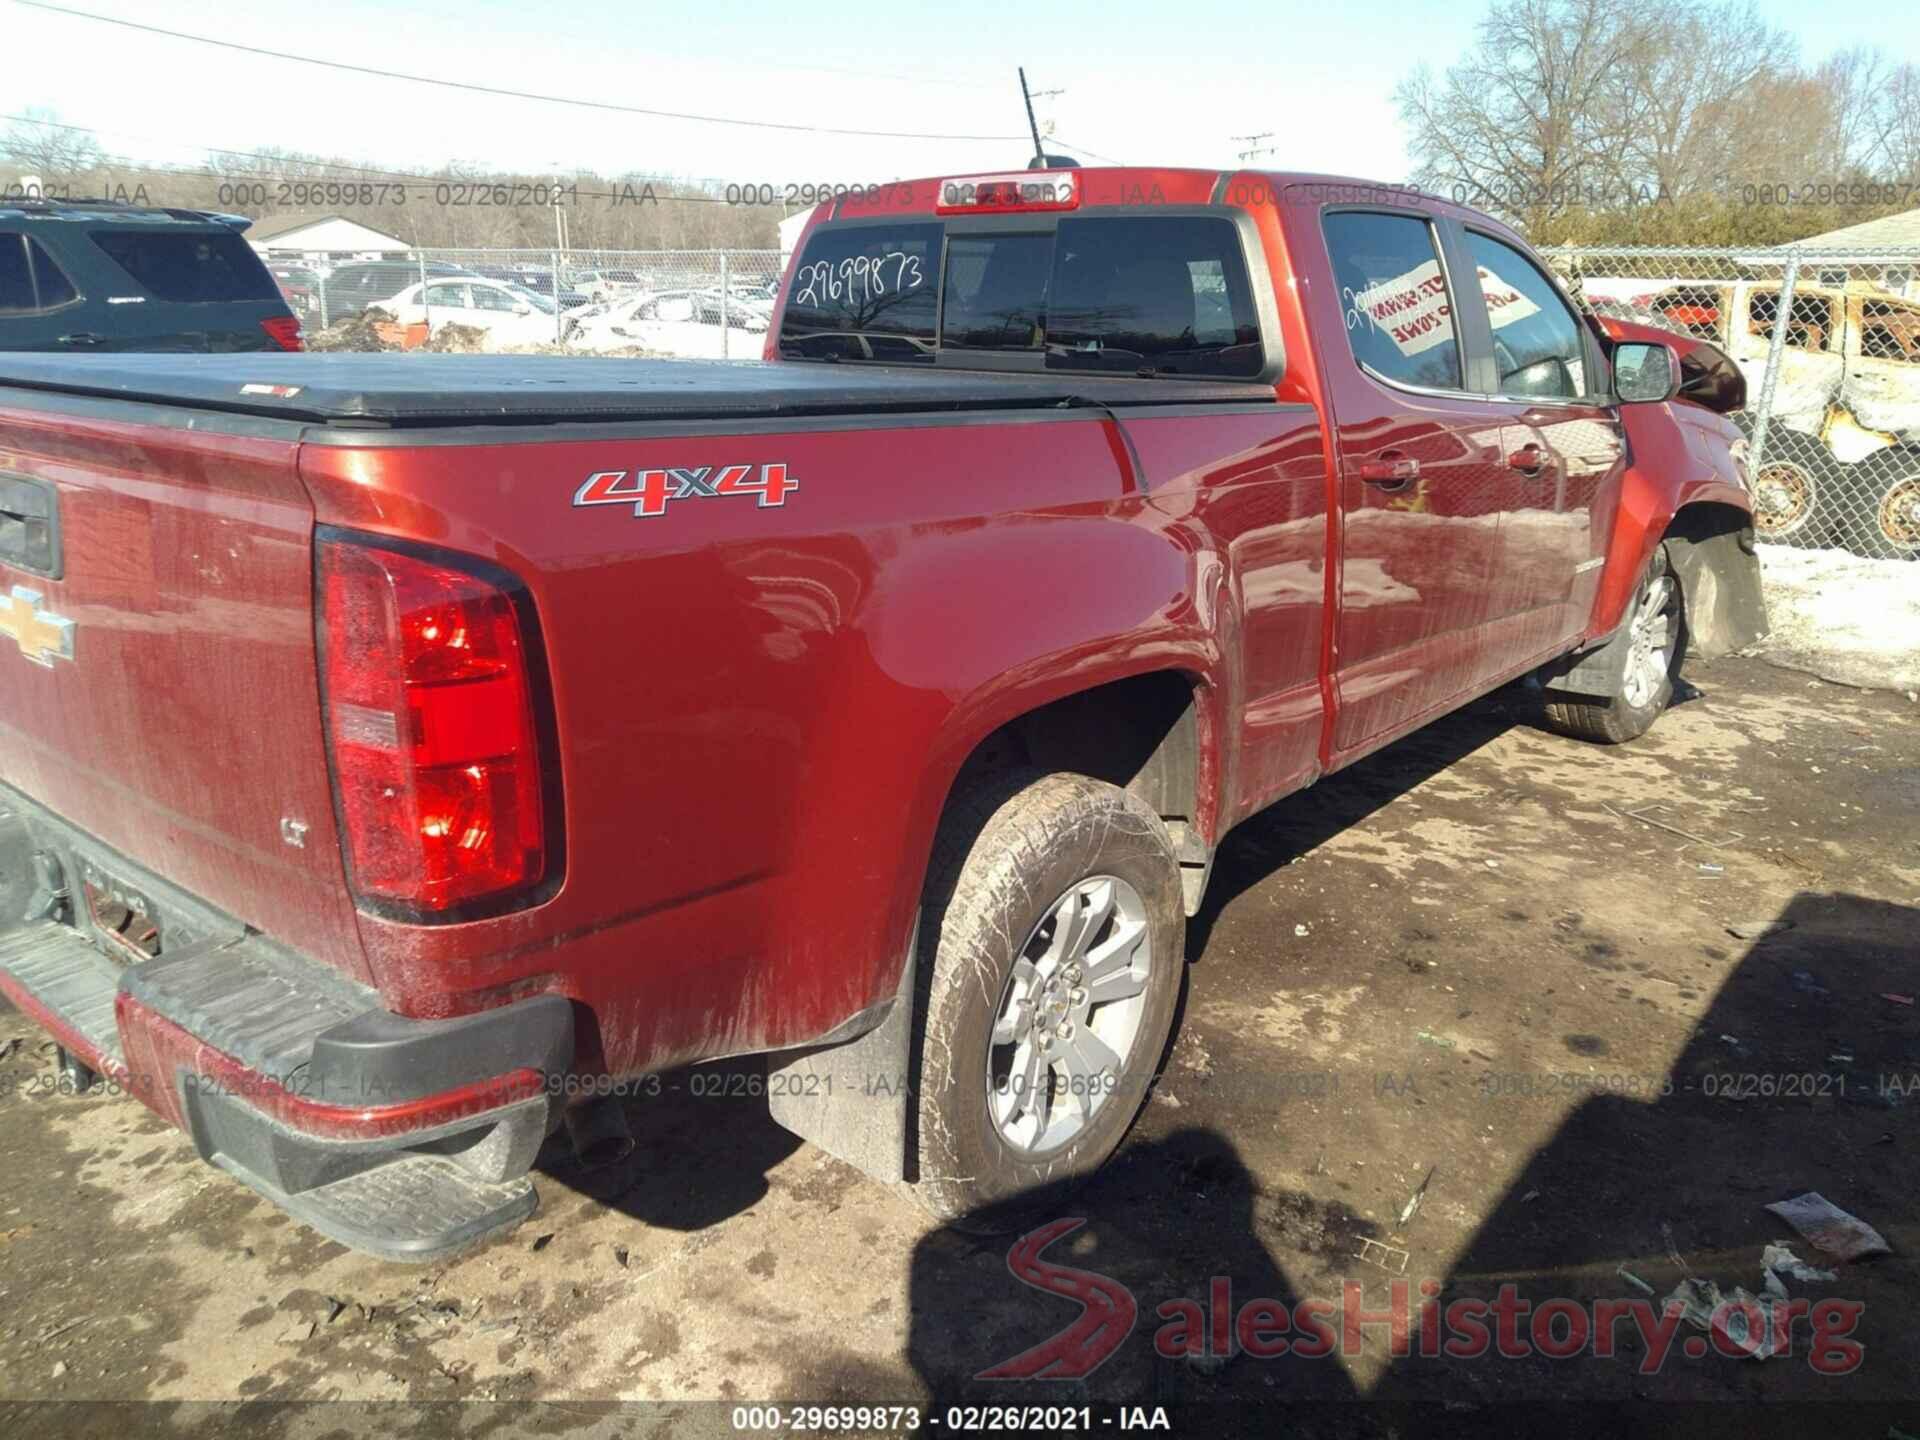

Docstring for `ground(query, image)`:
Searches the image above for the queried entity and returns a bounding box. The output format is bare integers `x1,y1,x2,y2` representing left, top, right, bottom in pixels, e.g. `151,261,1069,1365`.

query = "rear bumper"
0,791,573,1261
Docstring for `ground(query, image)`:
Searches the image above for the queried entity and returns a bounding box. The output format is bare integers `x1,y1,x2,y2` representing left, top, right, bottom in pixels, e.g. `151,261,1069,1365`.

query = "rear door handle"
1507,444,1550,475
1356,452,1420,488
57,333,106,347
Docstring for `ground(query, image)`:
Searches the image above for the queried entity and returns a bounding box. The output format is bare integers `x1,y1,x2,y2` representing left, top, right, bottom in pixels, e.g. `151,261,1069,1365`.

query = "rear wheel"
1542,544,1687,744
908,771,1184,1228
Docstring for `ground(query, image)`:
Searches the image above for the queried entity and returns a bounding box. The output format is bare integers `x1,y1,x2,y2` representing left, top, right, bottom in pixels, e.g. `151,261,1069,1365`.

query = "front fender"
1591,400,1754,637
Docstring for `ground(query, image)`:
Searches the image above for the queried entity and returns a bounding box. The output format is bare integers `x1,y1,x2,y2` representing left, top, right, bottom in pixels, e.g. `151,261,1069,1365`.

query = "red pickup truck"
0,168,1764,1259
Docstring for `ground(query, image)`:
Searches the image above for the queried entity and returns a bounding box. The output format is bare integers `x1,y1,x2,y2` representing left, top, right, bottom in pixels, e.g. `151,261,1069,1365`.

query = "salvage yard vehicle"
319,260,483,320
1620,279,1920,556
690,282,777,331
0,167,1766,1261
0,197,303,353
380,276,563,348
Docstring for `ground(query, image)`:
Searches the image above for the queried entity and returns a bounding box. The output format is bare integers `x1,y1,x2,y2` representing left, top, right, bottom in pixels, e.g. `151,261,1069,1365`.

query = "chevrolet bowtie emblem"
0,586,75,667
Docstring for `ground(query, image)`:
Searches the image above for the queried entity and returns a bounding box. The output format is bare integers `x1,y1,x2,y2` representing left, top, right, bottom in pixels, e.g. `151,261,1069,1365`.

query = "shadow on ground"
890,887,1917,1432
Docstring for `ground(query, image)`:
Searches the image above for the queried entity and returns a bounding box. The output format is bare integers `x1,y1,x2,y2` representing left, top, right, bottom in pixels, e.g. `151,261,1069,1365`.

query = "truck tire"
908,770,1184,1228
1542,544,1688,745
1749,429,1839,548
1843,457,1920,561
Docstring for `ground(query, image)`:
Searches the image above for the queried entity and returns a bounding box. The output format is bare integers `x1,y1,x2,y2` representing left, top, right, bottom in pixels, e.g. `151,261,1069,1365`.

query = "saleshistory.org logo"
975,1220,1866,1379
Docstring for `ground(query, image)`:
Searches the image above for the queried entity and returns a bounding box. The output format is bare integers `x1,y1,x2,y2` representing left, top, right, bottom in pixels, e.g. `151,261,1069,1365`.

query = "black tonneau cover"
0,354,1277,427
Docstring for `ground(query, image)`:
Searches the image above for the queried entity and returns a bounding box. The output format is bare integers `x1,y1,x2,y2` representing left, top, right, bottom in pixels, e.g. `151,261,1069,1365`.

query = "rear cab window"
779,213,1266,377
88,228,280,303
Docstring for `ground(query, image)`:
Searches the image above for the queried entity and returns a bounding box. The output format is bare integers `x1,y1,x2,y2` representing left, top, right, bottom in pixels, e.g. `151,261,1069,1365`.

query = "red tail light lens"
261,315,305,351
319,537,547,914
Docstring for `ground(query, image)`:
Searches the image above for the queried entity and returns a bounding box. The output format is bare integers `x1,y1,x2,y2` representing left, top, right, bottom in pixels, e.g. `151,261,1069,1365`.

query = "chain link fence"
291,248,785,359
1542,244,1920,561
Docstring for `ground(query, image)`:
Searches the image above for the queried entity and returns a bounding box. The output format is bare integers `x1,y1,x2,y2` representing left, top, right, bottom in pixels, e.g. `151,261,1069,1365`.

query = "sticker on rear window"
239,383,302,398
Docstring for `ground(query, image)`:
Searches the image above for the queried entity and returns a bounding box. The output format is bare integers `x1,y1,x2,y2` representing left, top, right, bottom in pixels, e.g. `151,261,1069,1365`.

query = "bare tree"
1852,59,1920,179
1395,0,1656,224
1398,1,1917,244
1609,2,1798,199
0,107,104,186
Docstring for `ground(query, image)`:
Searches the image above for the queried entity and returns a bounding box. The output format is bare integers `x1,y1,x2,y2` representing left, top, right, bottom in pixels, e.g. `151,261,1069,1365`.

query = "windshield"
779,214,1264,377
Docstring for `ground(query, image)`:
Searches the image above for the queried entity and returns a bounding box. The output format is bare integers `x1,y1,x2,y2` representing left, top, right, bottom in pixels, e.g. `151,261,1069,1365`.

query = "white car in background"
567,291,704,351
380,277,562,347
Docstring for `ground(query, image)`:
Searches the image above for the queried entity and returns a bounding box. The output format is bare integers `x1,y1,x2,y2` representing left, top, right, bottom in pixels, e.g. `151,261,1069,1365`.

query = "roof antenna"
1019,67,1048,169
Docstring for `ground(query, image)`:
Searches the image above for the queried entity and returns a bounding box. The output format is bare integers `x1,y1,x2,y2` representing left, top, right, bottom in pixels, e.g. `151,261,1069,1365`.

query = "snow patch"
1759,546,1920,691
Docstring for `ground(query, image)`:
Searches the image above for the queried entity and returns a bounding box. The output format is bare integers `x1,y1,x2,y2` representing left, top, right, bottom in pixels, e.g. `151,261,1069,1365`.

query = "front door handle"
57,333,106,347
1357,452,1420,488
1508,443,1550,475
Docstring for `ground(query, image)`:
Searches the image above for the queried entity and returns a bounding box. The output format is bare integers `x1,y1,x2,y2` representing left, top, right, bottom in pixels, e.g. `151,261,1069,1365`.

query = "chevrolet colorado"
0,168,1766,1259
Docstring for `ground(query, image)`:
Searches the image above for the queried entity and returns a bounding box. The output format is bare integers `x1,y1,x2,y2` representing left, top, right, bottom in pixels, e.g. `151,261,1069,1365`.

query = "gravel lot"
1,653,1915,1432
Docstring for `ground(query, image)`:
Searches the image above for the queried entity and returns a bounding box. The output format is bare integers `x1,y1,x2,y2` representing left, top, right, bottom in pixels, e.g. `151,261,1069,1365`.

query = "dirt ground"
1,654,1915,1434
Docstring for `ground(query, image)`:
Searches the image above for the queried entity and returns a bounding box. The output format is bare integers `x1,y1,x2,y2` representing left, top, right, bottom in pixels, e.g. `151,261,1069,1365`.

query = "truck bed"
0,354,1279,427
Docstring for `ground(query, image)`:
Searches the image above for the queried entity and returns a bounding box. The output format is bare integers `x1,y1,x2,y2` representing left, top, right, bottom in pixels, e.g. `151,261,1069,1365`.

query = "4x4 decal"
573,463,798,519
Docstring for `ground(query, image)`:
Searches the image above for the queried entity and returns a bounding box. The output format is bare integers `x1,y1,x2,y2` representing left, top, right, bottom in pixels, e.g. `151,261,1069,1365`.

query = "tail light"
261,314,305,351
318,535,552,916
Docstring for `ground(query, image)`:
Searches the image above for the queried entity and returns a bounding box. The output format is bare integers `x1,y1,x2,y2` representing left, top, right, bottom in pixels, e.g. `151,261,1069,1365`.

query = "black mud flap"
1668,524,1769,657
765,922,918,1185
1544,520,1769,701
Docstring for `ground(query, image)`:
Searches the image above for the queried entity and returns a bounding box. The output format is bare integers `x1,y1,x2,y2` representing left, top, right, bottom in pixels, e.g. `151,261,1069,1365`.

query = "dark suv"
0,198,303,352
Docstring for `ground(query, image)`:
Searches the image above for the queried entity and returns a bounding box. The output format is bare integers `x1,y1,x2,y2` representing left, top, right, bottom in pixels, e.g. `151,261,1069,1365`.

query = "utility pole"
1233,132,1276,164
1018,68,1065,167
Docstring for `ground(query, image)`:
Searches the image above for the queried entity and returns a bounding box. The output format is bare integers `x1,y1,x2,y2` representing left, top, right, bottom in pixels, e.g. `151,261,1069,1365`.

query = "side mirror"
1612,341,1679,403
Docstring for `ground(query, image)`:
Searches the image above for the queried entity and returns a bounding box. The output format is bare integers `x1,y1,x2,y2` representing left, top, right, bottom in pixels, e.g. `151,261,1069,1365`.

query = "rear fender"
766,525,1228,1184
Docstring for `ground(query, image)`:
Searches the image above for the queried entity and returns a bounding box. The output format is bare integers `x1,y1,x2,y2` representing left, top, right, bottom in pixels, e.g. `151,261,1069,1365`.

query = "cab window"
1321,212,1464,391
0,234,81,315
1464,231,1588,399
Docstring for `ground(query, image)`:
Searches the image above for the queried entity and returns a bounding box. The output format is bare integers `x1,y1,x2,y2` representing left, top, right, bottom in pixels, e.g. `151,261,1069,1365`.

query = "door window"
423,282,469,308
0,234,81,314
1321,212,1464,391
472,285,523,313
1463,232,1588,399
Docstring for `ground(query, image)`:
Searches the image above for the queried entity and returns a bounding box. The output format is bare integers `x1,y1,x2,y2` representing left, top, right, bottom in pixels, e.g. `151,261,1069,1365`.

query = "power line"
5,111,1136,196
1050,135,1125,166
2,111,765,193
13,1,1029,143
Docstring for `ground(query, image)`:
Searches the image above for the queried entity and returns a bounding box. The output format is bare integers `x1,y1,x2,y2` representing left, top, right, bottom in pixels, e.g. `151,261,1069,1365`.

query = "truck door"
1312,208,1509,758
1455,227,1625,653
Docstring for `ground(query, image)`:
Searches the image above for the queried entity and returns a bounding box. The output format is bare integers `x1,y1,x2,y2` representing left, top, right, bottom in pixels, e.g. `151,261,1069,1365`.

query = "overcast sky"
7,0,1907,188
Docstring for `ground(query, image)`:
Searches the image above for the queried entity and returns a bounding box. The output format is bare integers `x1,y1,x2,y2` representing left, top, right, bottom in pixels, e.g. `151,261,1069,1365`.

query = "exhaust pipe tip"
563,1095,635,1170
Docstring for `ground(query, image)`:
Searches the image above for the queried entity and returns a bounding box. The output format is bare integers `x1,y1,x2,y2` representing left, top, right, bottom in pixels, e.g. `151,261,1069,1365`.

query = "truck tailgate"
0,391,370,982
